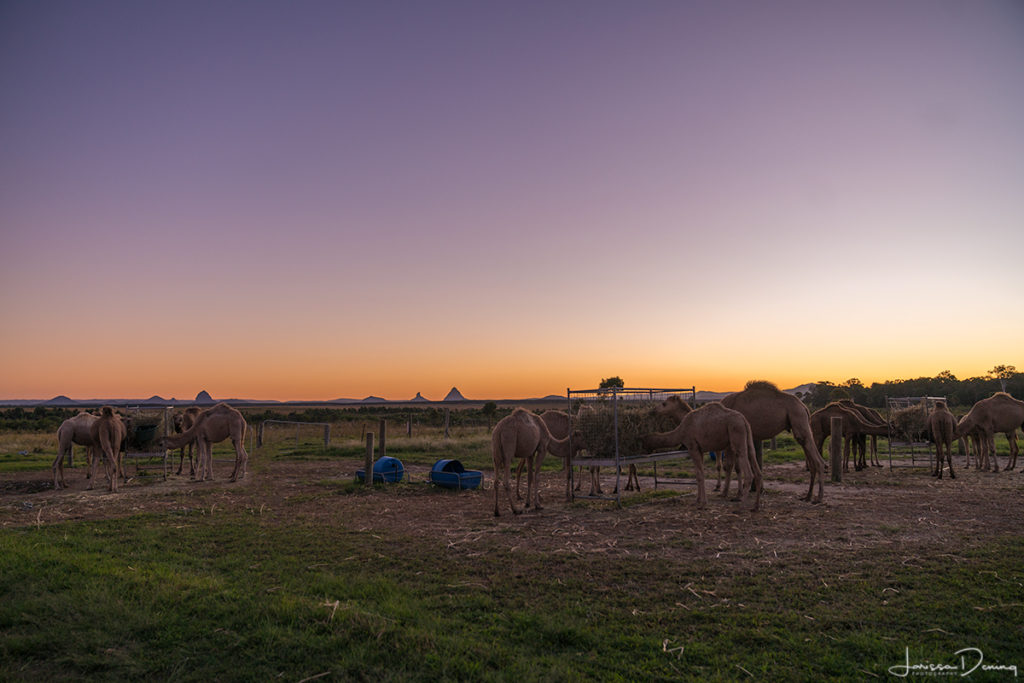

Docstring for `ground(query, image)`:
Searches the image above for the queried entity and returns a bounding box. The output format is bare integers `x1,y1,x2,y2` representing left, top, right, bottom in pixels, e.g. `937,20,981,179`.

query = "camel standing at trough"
642,402,762,510
159,403,248,482
956,392,1024,472
927,401,956,479
491,408,573,516
90,407,126,492
721,381,825,503
53,412,99,489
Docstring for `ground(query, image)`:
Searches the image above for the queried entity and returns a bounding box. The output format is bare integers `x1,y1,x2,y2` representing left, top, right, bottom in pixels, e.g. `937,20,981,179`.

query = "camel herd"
489,383,1024,517
51,402,249,492
47,387,1023,515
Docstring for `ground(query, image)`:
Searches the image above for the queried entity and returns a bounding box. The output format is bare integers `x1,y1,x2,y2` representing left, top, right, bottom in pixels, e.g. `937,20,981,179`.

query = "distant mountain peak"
443,387,466,401
410,392,429,402
195,390,214,404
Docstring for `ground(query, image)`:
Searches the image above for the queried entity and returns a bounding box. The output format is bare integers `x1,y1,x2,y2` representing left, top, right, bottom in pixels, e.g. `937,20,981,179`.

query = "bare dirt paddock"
2,457,1022,568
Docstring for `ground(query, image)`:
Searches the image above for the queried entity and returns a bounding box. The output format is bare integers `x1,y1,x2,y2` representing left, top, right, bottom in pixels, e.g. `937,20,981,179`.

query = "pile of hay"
890,405,929,442
125,412,166,451
573,404,678,459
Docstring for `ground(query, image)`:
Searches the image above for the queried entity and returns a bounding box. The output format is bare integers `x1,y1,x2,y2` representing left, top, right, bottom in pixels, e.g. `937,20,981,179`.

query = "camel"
955,392,1024,472
159,403,248,482
52,412,99,489
837,399,887,469
653,395,725,486
491,407,571,516
721,380,825,503
515,410,568,500
809,402,889,472
642,402,762,510
90,407,126,492
927,401,956,479
172,406,202,476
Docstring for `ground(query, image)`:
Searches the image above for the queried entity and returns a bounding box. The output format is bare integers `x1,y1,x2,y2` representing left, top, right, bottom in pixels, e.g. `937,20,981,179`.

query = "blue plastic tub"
429,458,482,490
356,456,405,484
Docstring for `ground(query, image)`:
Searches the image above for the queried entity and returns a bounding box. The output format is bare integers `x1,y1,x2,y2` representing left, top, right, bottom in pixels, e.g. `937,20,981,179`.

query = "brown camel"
654,395,727,487
809,402,889,472
53,412,99,489
837,399,887,469
956,392,1024,472
491,408,569,516
515,410,568,500
642,402,762,510
721,380,825,503
927,401,956,479
159,403,248,481
90,406,126,492
173,406,202,476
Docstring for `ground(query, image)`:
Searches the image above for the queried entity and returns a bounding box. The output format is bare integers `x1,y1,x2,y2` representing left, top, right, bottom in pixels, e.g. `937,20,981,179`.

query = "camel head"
656,395,692,416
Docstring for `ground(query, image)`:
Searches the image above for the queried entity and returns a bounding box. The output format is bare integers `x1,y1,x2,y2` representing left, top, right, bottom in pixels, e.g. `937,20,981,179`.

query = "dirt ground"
3,454,1022,566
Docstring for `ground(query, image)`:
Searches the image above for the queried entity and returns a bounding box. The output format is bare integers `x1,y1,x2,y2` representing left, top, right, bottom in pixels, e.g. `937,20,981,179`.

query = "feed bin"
429,459,482,490
356,456,405,483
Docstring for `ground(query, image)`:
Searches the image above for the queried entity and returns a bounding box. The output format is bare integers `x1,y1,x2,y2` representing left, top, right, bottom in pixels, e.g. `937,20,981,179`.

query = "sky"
2,1,1023,402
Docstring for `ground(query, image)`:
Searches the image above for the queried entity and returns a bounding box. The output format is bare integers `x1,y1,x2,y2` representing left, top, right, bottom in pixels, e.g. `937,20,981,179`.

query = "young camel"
172,406,202,476
956,392,1024,472
159,403,248,482
492,408,571,516
642,402,762,510
515,410,569,500
90,407,126,492
53,412,99,489
721,381,825,503
927,401,956,479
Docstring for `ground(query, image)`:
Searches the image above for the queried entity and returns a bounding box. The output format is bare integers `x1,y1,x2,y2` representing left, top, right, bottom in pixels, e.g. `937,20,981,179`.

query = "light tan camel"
956,392,1024,472
90,407,126,492
515,410,567,500
53,412,99,489
654,395,725,487
809,402,889,472
159,403,248,481
837,399,887,469
642,402,762,510
927,401,956,479
173,406,202,476
491,408,570,516
721,380,825,503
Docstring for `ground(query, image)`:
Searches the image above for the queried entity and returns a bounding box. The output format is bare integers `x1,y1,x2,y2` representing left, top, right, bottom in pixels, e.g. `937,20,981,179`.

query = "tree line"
803,366,1021,409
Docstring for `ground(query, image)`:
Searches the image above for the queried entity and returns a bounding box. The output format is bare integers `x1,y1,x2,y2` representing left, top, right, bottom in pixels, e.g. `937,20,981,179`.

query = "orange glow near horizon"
2,3,1023,402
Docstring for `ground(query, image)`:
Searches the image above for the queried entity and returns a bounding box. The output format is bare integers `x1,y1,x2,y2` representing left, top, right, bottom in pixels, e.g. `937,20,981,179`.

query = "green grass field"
2,420,1023,681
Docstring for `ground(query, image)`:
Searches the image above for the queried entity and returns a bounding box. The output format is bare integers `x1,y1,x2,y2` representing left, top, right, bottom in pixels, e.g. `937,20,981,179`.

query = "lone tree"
989,365,1017,393
599,376,625,390
481,401,497,429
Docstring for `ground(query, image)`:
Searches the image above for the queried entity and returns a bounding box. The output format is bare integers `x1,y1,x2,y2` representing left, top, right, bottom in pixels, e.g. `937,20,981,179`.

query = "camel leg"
987,433,999,472
531,450,546,510
689,450,707,508
795,430,824,503
514,459,526,500
52,443,70,489
229,437,248,481
720,452,733,499
1007,432,1018,470
749,440,764,492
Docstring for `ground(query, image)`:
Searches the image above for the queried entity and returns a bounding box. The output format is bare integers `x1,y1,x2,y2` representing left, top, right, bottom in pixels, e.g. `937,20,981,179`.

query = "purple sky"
2,1,1022,400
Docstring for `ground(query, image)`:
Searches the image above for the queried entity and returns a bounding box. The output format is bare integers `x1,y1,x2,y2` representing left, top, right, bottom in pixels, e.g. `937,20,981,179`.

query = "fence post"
379,419,387,458
830,416,843,483
407,416,412,437
364,432,374,487
444,408,450,439
323,424,330,450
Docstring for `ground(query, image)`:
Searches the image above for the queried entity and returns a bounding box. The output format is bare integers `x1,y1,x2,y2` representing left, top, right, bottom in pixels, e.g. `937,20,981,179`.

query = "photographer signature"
889,647,1018,678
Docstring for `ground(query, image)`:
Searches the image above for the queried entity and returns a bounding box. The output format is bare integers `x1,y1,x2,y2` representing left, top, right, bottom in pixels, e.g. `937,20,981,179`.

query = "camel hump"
101,406,114,417
744,380,781,393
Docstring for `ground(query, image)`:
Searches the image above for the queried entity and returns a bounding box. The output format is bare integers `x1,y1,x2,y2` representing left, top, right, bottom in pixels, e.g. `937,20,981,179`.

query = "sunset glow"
2,2,1022,402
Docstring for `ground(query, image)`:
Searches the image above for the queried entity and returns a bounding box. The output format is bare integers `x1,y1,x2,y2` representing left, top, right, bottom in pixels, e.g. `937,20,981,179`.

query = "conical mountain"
410,392,429,402
195,390,215,405
443,387,466,401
